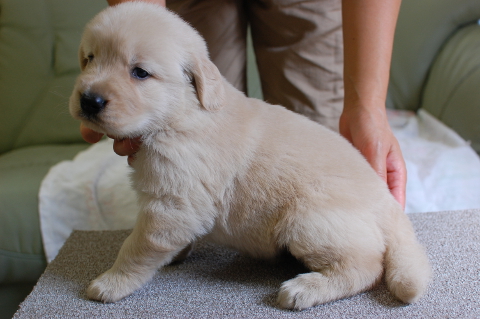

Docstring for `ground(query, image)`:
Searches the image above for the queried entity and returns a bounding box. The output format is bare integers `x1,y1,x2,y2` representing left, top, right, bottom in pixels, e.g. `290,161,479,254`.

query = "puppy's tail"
384,206,431,303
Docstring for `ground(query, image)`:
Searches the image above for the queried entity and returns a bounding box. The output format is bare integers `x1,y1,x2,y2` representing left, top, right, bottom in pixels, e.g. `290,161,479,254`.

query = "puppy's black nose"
80,93,108,116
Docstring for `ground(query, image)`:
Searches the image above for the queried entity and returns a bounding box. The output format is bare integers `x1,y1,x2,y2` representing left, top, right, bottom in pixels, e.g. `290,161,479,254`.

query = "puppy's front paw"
87,269,143,303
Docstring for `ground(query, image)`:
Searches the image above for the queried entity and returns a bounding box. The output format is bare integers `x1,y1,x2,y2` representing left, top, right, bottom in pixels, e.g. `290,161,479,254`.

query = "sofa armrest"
421,23,480,154
387,0,480,111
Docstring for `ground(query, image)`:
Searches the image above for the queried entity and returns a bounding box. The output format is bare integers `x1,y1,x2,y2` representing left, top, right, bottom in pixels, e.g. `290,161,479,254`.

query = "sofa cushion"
387,0,480,111
422,23,480,154
0,0,106,154
0,144,88,283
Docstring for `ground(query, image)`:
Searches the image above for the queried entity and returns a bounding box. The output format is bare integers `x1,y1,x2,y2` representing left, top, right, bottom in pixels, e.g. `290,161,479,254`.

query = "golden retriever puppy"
69,2,431,310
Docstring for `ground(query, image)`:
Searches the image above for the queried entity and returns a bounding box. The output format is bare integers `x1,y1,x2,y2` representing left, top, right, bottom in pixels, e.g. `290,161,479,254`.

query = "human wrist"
343,94,388,118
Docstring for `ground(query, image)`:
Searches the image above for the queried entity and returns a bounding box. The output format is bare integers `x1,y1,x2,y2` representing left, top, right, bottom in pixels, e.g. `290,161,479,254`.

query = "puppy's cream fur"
70,3,431,309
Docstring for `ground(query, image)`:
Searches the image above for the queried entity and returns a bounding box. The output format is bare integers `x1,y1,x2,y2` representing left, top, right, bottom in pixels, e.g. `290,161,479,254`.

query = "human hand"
341,0,403,207
339,105,406,209
80,123,141,166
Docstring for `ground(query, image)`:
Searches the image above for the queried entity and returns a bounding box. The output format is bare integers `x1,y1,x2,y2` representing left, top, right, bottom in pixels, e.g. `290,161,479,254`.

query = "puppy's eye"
81,54,94,69
132,67,150,80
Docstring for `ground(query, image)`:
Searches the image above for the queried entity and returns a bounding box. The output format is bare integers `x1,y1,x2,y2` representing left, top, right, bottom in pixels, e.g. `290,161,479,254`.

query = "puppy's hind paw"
86,269,143,303
277,273,327,310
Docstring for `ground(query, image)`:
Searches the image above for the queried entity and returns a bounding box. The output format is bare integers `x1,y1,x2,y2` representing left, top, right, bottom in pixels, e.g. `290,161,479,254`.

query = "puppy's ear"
189,56,225,111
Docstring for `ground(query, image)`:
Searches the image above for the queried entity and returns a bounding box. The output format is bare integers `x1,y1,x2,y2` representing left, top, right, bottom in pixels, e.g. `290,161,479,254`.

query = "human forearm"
340,0,406,208
341,0,401,112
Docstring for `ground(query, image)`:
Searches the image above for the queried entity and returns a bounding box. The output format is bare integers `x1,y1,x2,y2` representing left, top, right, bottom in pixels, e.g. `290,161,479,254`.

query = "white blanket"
39,109,480,262
39,140,138,262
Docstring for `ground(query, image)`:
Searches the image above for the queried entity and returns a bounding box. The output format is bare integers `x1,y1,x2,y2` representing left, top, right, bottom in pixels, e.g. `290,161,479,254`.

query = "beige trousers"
167,0,344,131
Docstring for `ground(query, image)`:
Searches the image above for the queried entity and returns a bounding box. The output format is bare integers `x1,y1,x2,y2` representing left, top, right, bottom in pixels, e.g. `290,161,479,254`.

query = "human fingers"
127,154,136,167
386,142,407,209
80,123,104,143
107,0,166,7
360,134,406,210
339,108,406,209
112,137,142,157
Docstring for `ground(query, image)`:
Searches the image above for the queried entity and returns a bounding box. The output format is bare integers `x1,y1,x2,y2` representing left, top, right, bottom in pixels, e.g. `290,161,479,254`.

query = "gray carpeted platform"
14,210,480,318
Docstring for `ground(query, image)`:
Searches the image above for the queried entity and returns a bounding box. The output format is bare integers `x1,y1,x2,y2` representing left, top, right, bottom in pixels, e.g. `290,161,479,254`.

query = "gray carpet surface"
14,209,480,318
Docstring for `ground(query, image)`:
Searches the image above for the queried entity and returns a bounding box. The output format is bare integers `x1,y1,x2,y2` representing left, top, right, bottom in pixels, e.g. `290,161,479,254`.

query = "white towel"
389,109,480,214
39,109,480,262
39,139,138,262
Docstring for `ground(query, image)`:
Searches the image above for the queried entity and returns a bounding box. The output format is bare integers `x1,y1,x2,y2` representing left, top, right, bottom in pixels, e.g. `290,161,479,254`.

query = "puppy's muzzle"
80,93,108,117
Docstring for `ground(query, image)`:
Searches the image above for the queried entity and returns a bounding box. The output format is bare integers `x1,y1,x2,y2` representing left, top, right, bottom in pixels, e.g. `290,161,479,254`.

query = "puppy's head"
69,2,225,138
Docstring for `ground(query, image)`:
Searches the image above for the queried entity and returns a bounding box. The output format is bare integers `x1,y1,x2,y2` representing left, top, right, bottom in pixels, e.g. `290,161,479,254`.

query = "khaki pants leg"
167,0,344,131
167,0,248,93
248,0,344,131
